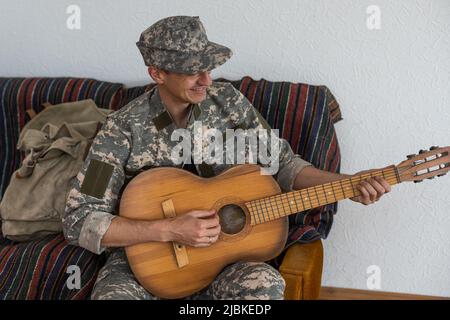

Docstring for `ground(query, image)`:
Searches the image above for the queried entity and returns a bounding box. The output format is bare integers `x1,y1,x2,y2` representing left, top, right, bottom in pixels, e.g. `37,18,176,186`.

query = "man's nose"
198,71,212,86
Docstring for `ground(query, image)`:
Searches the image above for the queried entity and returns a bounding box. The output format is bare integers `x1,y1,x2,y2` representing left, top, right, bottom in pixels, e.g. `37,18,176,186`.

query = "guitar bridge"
161,199,190,268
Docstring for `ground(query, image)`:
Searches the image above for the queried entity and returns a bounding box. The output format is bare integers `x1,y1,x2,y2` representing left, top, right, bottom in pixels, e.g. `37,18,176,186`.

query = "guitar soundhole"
218,204,246,235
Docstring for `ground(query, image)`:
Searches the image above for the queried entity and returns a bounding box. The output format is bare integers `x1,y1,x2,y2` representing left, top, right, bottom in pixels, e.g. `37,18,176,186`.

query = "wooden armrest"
279,240,323,300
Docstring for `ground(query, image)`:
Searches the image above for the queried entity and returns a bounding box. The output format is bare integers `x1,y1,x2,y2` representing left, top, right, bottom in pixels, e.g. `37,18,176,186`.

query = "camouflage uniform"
63,16,313,300
90,248,286,300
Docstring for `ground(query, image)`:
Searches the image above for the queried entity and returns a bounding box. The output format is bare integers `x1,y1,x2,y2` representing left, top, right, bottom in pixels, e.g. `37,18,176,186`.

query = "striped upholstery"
0,234,105,299
0,78,123,299
121,83,155,106
0,78,124,199
0,76,342,299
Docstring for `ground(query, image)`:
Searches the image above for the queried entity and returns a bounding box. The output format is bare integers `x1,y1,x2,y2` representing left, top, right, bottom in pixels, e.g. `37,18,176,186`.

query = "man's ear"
148,66,166,84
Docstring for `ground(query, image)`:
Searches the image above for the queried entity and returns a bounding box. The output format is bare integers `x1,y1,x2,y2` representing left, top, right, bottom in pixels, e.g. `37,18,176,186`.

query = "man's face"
160,70,213,105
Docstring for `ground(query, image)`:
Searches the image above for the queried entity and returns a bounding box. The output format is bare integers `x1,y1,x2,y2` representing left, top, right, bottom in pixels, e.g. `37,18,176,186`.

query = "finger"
203,224,221,237
356,185,371,205
192,236,211,245
189,209,216,218
374,176,391,193
357,184,372,205
365,178,386,197
201,215,220,228
200,236,212,244
199,234,218,245
360,180,378,202
207,234,219,243
194,242,210,248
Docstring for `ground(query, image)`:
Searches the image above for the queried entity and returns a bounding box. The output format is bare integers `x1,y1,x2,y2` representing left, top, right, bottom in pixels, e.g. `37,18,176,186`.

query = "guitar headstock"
396,146,449,183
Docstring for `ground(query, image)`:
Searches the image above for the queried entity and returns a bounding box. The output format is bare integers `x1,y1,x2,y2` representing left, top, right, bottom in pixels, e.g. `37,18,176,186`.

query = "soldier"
63,16,391,300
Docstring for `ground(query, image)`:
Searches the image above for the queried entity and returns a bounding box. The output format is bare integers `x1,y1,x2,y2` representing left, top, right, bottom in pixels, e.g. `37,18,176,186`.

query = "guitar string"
246,169,398,224
248,184,396,223
248,159,449,223
248,171,398,223
248,170,398,222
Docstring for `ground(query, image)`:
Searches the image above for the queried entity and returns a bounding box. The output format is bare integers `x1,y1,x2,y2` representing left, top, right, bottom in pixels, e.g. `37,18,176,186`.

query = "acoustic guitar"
119,146,449,298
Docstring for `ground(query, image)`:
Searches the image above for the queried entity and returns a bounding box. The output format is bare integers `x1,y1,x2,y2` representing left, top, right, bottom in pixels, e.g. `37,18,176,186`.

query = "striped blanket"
0,78,123,299
0,234,105,299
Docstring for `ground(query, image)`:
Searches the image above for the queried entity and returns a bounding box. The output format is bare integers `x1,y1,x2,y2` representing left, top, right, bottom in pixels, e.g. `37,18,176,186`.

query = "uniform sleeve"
229,85,313,192
63,116,131,254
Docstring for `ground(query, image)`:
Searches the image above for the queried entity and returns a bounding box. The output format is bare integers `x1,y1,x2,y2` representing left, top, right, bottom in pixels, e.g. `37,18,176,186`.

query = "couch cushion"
0,233,105,299
0,78,124,199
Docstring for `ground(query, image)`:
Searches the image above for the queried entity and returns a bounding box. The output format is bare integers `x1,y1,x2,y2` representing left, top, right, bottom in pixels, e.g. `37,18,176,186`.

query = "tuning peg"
438,173,447,177
430,146,439,150
406,154,415,159
418,149,426,154
414,180,423,183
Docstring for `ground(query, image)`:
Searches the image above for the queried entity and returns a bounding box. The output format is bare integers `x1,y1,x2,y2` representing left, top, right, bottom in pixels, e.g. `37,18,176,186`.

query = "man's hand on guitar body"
100,210,220,249
166,210,221,247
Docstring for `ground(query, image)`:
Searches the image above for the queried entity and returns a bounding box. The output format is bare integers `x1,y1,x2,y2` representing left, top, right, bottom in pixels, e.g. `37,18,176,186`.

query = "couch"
0,76,342,300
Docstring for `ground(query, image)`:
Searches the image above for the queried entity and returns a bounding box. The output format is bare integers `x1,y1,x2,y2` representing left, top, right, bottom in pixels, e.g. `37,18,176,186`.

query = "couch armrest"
279,240,323,300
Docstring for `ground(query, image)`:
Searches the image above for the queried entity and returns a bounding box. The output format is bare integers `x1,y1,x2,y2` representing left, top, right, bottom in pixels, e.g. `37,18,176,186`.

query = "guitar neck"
245,165,400,225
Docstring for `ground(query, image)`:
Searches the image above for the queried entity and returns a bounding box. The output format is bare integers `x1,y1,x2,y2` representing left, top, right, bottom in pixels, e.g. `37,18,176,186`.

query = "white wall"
1,0,449,297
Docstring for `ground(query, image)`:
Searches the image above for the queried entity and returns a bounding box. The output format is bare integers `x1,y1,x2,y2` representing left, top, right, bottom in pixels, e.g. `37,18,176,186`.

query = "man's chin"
188,94,207,104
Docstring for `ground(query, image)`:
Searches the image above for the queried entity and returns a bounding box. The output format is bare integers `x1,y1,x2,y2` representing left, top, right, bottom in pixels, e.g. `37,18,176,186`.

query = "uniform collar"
150,86,202,131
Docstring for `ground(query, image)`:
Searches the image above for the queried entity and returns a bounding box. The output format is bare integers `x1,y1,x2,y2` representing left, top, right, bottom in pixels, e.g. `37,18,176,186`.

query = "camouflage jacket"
63,82,312,254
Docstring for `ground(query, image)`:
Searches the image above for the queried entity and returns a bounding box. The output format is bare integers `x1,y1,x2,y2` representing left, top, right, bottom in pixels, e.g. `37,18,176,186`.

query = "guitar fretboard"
245,166,400,225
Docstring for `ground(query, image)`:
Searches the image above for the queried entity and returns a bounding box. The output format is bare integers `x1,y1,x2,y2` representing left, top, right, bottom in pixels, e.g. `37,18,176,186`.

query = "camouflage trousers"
91,248,285,300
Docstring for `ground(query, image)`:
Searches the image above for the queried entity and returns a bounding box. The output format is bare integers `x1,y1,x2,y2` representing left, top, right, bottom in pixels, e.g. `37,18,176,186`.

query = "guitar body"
119,164,288,299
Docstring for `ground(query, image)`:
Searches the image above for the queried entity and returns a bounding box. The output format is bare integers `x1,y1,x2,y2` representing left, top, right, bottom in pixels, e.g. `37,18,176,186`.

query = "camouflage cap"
136,16,233,74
